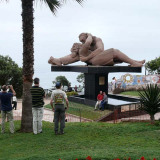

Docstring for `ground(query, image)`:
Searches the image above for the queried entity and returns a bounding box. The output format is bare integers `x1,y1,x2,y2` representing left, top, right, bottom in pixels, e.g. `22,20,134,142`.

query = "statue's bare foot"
135,59,145,64
141,59,145,64
130,62,143,67
48,56,62,66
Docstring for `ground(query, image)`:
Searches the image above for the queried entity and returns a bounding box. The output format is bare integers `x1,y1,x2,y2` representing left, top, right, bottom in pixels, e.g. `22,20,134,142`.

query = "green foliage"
138,84,160,122
154,120,160,126
0,55,23,98
145,56,160,74
66,91,78,97
120,91,144,97
76,73,84,84
41,0,84,15
0,121,160,159
52,75,70,87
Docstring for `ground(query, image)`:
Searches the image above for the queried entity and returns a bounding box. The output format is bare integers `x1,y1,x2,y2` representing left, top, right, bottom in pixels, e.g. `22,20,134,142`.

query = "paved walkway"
2,99,160,123
12,99,90,123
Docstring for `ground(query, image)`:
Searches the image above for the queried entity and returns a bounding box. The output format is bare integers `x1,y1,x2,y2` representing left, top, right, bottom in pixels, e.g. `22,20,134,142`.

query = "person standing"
74,85,78,92
0,90,1,113
50,82,69,135
0,85,16,134
12,96,17,110
111,77,116,91
30,78,45,135
94,91,103,110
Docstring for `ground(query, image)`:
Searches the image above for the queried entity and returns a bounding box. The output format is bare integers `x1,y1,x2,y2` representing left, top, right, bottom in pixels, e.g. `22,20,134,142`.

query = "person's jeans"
100,101,107,111
54,105,65,133
32,107,44,134
1,110,14,133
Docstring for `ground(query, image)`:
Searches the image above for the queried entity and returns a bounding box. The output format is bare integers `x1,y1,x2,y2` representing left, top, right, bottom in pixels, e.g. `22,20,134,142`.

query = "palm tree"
2,0,84,132
138,84,160,123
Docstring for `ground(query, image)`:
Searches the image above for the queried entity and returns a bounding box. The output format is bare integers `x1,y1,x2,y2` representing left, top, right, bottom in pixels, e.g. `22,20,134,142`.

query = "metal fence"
99,104,160,123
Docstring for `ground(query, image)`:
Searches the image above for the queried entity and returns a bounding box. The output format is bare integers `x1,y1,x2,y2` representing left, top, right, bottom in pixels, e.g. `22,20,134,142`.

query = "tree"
138,84,160,123
0,55,23,98
145,57,160,74
77,73,84,83
0,0,84,132
53,76,70,87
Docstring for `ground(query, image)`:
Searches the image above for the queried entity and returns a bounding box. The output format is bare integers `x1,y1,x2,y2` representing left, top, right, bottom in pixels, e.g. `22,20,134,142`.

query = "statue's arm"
70,51,78,58
83,33,93,49
80,39,104,62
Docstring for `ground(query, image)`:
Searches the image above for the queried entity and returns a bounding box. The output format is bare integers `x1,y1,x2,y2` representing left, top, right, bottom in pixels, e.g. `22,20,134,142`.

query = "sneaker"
59,131,64,135
55,131,59,135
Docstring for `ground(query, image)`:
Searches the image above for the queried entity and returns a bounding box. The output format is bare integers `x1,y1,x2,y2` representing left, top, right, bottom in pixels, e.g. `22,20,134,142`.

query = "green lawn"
0,121,160,160
45,101,111,121
120,91,144,97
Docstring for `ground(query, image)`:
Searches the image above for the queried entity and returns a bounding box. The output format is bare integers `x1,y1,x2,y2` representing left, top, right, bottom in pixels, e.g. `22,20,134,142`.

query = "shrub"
138,84,160,123
66,91,78,97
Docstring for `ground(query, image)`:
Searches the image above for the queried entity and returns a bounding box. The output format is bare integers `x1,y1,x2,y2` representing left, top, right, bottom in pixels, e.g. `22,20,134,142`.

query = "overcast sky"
0,0,160,88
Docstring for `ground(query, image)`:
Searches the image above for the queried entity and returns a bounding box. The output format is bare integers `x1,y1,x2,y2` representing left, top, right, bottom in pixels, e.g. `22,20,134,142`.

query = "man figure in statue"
48,33,145,67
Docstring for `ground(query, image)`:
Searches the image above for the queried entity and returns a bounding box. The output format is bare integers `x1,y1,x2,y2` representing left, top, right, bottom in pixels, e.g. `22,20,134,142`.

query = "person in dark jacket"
0,85,16,134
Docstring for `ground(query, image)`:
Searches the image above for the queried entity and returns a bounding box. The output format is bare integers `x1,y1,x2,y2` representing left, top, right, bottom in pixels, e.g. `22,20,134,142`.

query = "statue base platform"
51,65,142,101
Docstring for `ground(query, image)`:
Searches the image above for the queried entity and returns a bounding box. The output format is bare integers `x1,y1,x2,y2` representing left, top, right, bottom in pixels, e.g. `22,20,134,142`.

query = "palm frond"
61,0,84,6
38,0,61,15
138,84,160,117
0,0,8,2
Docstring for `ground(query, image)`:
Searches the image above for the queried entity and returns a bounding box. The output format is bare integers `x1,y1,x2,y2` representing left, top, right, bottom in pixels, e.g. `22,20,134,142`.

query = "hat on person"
55,82,61,88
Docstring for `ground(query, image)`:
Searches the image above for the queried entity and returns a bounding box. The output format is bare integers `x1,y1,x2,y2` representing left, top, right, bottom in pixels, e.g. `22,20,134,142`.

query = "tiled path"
12,99,91,122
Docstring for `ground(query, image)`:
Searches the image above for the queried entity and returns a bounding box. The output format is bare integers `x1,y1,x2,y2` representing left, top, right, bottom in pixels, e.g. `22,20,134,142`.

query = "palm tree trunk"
150,114,155,124
21,0,34,132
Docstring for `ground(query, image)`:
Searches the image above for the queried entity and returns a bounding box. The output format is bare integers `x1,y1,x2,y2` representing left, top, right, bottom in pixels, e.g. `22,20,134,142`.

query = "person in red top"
94,91,103,110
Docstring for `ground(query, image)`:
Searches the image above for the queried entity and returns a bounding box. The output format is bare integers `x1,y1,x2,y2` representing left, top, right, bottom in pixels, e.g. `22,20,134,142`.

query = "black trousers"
12,101,17,110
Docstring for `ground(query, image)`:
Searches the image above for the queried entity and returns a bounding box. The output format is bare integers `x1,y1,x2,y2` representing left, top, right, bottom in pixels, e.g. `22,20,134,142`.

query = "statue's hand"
80,56,88,62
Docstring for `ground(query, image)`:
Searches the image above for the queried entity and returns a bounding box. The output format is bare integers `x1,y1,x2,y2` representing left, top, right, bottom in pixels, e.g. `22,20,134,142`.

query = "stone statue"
48,33,145,67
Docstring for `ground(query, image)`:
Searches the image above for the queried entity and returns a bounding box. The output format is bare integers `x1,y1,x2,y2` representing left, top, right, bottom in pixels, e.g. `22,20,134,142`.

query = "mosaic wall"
117,74,160,89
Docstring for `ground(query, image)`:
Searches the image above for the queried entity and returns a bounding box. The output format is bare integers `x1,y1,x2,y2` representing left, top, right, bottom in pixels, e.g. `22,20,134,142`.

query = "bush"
154,120,160,126
66,91,78,97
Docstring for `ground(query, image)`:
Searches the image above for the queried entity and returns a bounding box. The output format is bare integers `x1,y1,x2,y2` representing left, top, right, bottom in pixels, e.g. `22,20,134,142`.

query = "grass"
0,121,160,160
120,91,144,97
45,101,111,120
